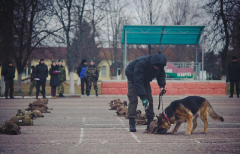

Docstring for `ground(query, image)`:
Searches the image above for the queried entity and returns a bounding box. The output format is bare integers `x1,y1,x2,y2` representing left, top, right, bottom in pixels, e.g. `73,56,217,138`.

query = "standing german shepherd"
155,96,224,135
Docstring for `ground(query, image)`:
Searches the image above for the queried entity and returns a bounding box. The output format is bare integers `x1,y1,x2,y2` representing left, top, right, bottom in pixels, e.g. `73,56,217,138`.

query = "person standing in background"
35,59,48,99
2,61,15,99
86,59,99,96
58,59,66,97
49,61,60,99
29,66,42,95
227,56,240,98
77,59,88,95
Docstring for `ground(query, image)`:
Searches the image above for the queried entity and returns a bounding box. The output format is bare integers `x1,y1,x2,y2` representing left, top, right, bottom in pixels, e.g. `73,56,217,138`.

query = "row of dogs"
109,96,224,135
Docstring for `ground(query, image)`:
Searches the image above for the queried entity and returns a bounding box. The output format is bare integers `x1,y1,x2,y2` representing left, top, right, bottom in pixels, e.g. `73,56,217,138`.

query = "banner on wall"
165,63,193,78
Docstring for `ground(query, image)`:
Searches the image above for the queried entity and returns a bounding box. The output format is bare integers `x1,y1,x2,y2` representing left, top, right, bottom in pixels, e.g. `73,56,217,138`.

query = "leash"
158,89,166,111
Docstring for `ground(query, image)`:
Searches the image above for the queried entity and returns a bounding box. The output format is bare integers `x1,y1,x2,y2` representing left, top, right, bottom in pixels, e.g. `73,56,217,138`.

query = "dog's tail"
207,101,224,122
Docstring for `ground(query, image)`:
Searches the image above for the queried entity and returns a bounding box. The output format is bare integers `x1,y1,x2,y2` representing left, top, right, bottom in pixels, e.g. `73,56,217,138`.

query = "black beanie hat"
8,61,13,64
89,59,94,62
81,59,87,64
232,56,237,60
58,59,63,62
40,58,44,62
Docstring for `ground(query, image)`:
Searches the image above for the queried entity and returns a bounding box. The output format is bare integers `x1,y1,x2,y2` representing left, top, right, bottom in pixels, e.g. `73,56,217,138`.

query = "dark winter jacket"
49,65,60,87
227,61,240,81
77,64,87,78
35,63,48,82
58,65,66,82
125,53,167,99
2,65,15,81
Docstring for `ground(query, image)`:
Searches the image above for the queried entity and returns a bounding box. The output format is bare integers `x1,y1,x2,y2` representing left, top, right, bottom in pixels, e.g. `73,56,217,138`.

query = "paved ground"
0,96,240,154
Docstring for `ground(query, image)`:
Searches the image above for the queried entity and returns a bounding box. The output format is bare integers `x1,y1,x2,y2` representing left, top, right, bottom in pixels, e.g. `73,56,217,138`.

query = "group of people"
77,59,99,96
29,59,66,99
2,58,99,99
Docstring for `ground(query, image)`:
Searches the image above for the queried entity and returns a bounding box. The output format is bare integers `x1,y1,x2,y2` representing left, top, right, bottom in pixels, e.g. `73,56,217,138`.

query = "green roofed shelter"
121,25,205,80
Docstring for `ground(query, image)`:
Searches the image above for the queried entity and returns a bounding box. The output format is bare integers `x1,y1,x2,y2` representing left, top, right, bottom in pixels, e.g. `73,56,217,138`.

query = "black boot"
5,95,8,99
129,118,136,132
229,95,233,98
95,90,98,96
86,91,90,96
146,117,153,130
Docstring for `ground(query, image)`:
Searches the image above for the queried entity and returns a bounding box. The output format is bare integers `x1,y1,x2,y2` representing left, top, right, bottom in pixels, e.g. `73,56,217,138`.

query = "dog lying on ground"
154,96,224,135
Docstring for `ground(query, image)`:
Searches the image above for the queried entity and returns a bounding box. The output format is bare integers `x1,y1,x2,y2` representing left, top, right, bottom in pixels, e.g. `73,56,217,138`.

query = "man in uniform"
29,66,41,95
86,59,99,96
125,52,166,132
2,61,15,99
58,59,66,97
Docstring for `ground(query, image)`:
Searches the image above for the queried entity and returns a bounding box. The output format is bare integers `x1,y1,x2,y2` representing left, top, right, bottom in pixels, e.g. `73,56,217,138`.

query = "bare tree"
167,0,201,62
131,0,165,55
51,0,87,94
98,0,128,77
0,0,60,92
203,0,240,76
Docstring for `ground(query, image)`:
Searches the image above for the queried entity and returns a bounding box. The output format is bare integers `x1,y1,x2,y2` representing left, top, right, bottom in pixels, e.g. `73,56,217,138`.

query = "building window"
101,66,107,77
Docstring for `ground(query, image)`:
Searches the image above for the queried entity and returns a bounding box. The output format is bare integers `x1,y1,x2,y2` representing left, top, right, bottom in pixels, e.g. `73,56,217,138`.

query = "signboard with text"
165,63,193,78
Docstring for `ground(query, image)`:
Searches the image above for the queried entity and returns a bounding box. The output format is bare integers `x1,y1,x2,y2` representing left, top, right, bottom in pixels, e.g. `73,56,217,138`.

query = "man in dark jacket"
125,52,167,132
227,56,240,98
35,59,48,99
77,59,88,95
2,61,15,99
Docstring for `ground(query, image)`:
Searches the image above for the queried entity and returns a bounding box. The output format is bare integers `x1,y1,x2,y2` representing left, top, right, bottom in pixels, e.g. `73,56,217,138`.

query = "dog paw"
185,132,191,135
202,131,207,134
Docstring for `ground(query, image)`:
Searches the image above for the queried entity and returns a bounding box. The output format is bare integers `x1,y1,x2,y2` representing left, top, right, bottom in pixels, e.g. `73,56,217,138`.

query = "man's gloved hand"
141,98,149,108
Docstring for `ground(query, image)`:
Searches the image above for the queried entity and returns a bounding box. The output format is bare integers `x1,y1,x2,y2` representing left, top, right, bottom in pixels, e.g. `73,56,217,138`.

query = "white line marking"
130,132,141,143
79,128,84,144
118,117,141,143
117,117,125,126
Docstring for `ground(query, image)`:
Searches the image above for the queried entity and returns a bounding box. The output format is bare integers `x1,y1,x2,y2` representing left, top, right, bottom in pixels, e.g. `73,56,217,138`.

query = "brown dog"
155,96,224,135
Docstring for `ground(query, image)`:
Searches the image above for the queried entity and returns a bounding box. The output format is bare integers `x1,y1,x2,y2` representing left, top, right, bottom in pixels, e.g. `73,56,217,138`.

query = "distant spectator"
227,56,240,98
86,59,99,96
57,59,66,97
29,66,41,95
77,59,88,95
35,59,48,99
49,61,60,99
2,61,15,99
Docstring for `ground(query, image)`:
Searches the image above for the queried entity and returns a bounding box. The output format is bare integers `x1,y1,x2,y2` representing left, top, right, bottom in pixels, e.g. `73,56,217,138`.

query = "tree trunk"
1,76,5,95
69,62,75,94
17,73,22,92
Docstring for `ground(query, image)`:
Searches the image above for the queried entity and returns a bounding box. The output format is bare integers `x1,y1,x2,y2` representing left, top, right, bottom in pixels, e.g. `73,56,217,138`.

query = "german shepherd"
155,96,224,135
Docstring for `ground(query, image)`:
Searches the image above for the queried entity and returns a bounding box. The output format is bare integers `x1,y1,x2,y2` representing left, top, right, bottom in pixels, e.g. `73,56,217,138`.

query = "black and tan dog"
155,96,224,135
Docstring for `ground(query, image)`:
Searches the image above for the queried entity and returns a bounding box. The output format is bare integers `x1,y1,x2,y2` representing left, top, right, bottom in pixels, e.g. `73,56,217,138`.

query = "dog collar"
164,113,171,125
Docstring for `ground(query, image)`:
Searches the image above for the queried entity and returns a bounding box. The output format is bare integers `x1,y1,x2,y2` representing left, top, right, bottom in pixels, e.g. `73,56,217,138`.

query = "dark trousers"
36,81,46,98
5,79,14,97
127,80,154,119
51,86,56,96
81,78,88,95
87,77,98,93
230,80,239,96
